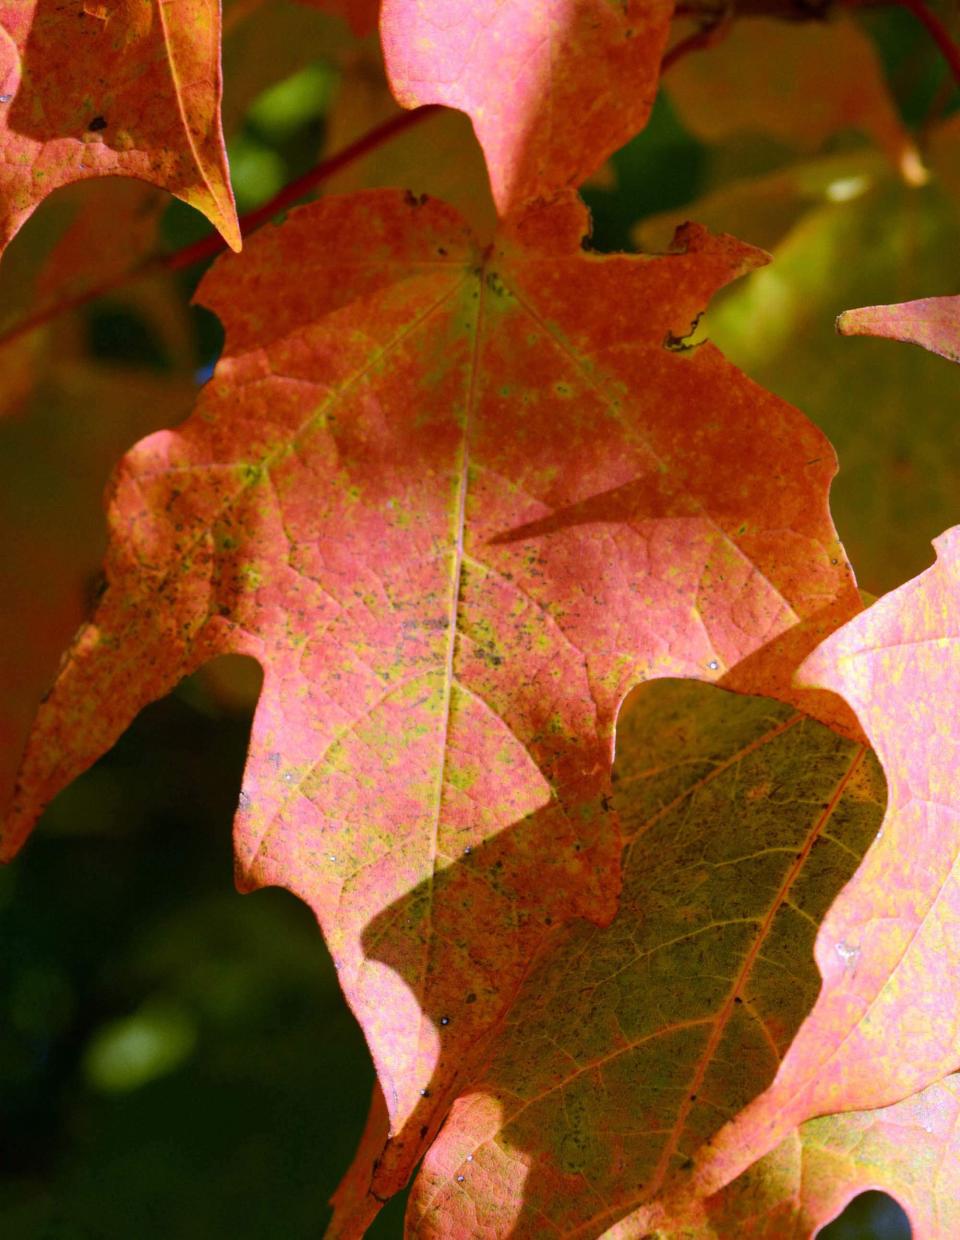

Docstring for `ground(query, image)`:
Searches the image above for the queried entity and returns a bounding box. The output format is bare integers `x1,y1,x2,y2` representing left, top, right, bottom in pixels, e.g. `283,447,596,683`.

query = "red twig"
0,104,440,350
891,0,960,88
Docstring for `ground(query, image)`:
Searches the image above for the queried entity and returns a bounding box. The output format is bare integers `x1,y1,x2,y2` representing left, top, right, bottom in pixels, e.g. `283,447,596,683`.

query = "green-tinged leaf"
606,1074,957,1237
665,525,960,1221
2,190,860,1232
406,679,884,1238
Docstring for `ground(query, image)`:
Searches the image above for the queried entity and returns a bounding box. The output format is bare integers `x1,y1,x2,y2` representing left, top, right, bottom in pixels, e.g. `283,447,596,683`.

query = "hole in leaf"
817,1190,911,1239
581,92,705,253
191,304,226,380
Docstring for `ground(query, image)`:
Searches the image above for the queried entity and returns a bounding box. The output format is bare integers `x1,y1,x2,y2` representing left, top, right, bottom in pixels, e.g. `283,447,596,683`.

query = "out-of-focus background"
3,1,958,1234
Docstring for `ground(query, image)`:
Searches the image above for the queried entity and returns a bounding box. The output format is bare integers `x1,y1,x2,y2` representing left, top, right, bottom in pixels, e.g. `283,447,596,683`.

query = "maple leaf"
838,293,960,364
656,525,960,1215
603,1072,959,1238
0,0,239,256
380,0,674,215
403,678,884,1238
1,189,859,1226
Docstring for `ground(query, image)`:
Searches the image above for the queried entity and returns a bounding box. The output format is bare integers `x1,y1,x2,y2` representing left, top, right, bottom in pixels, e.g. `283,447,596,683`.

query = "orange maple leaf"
2,188,860,1225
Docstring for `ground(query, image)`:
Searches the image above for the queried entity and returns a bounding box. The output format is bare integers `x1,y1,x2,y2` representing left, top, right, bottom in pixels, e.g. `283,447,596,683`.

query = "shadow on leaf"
359,679,886,1237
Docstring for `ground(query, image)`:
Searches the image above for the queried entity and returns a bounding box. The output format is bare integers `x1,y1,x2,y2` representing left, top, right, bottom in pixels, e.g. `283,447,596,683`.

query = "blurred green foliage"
1,661,409,1238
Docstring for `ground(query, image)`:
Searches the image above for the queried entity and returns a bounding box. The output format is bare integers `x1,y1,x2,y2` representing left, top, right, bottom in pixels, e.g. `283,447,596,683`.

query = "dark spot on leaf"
83,569,108,612
664,311,704,353
88,115,107,131
466,992,476,1004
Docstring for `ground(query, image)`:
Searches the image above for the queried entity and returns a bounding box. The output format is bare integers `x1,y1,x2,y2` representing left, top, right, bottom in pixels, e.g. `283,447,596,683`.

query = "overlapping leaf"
380,0,674,215
1,189,860,1224
0,0,239,256
655,526,960,1214
406,679,884,1238
607,1073,960,1237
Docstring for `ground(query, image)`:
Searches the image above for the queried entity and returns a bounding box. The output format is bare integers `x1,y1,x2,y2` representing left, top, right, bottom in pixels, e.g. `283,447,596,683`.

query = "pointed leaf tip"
0,0,238,257
836,295,960,364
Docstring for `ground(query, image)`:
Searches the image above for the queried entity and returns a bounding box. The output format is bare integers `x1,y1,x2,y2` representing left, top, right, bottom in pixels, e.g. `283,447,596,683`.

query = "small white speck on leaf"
836,941,860,968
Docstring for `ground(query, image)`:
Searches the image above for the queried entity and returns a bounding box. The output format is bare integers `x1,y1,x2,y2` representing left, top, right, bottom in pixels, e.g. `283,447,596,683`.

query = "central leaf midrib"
417,254,487,1013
